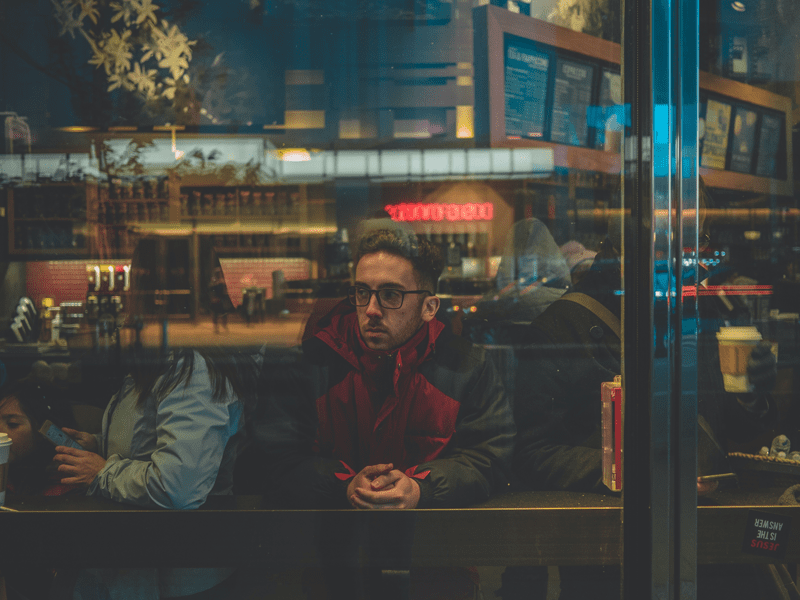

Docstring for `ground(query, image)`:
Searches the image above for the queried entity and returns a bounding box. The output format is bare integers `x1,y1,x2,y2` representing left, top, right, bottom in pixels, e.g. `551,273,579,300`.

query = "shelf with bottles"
526,170,620,192
209,232,314,258
7,183,92,255
209,233,274,254
93,176,174,227
91,226,138,258
514,171,617,220
516,171,619,241
525,173,620,208
9,184,87,219
95,200,171,226
12,223,88,254
178,186,306,222
106,177,170,202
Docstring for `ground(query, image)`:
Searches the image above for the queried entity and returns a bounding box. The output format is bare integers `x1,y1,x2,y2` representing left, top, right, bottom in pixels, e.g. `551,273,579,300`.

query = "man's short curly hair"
354,228,444,292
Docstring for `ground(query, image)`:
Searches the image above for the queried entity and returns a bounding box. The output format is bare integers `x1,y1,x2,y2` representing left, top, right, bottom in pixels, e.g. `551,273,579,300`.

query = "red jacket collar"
311,298,444,370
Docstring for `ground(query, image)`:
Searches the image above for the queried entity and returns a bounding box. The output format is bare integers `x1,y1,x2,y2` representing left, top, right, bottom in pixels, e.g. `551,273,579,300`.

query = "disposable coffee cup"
0,432,10,506
716,326,762,393
604,128,622,154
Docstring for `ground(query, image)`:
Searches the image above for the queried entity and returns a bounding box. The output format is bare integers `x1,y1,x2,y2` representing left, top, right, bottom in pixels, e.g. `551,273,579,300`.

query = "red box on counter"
602,375,623,492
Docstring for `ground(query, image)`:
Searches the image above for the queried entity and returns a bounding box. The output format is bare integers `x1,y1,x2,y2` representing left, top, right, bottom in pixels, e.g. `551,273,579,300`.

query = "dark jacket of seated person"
255,229,515,509
513,237,777,495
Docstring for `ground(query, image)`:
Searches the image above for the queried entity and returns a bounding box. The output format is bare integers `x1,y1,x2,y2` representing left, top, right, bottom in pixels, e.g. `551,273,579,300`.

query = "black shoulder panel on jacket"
417,329,493,408
431,328,485,371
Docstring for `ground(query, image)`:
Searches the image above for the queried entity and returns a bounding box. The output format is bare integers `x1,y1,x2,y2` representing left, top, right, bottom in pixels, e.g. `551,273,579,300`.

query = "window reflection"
0,0,646,597
5,0,800,595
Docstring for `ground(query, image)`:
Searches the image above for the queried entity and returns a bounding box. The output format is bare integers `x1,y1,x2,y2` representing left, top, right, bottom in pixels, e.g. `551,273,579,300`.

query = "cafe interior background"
3,0,800,596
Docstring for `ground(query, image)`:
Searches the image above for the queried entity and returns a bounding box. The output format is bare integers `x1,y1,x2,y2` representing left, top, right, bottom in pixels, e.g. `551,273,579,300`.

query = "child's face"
0,397,36,463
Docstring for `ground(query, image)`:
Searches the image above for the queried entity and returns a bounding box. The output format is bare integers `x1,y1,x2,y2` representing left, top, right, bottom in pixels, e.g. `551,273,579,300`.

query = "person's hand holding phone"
61,427,98,452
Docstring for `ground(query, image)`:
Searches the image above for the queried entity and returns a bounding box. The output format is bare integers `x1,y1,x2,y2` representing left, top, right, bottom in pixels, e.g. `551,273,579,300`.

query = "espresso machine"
86,263,130,322
8,297,38,343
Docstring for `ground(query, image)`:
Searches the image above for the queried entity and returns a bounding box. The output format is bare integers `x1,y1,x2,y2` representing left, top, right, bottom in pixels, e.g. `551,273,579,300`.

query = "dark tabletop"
3,488,799,568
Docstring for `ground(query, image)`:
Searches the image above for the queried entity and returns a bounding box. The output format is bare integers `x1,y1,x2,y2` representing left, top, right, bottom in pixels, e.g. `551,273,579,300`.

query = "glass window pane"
694,0,800,595
0,0,622,597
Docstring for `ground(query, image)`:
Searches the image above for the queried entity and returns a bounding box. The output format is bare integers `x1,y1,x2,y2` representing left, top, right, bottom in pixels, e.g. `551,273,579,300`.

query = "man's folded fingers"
355,487,401,504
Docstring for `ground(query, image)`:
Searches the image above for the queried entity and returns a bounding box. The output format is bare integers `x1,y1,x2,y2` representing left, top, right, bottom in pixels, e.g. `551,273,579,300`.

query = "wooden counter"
2,489,799,569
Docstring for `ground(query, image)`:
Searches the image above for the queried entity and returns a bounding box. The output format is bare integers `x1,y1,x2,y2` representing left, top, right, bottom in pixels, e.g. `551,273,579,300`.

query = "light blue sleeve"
89,356,239,509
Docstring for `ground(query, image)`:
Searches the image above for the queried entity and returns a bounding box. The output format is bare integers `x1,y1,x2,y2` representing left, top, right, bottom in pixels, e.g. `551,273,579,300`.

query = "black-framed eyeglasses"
347,286,432,309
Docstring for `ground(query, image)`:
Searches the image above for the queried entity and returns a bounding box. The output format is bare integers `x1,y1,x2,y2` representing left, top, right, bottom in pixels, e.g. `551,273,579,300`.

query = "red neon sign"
385,202,494,222
682,285,773,298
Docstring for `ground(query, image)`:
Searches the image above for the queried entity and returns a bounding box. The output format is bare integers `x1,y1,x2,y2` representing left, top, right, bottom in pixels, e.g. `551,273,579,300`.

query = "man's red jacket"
257,299,515,508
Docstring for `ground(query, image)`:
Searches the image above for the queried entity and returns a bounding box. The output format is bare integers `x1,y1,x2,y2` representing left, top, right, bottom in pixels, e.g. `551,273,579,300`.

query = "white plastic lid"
0,432,10,445
716,326,762,342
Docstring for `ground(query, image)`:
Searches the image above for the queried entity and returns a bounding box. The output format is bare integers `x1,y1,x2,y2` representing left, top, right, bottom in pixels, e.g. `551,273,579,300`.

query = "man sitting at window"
258,225,513,510
255,225,514,599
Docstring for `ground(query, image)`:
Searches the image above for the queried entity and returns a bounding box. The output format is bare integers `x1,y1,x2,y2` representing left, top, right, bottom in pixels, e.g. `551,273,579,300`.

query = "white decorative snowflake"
107,70,135,92
86,34,114,73
139,31,160,64
128,62,158,97
161,76,178,100
133,0,159,24
51,0,83,38
153,20,194,79
76,0,100,24
104,29,133,74
53,0,195,105
110,0,138,25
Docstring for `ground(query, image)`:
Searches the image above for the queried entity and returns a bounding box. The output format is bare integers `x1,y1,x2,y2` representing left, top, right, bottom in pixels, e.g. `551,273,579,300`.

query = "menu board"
505,39,549,139
550,58,595,146
729,107,758,174
701,99,732,170
756,113,782,178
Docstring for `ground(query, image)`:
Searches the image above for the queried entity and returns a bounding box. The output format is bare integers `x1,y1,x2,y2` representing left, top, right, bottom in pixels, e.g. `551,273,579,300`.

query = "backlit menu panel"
729,107,757,174
701,100,732,170
475,6,790,188
756,113,782,178
505,41,549,139
699,93,787,180
550,59,595,147
502,33,614,148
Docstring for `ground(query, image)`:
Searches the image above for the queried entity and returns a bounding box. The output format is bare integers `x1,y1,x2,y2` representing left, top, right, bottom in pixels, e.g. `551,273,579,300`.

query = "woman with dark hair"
54,236,259,600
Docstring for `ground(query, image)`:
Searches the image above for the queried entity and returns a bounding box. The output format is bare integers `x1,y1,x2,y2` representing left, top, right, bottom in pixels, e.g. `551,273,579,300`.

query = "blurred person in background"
462,217,572,347
504,178,777,600
207,264,232,334
559,239,598,285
